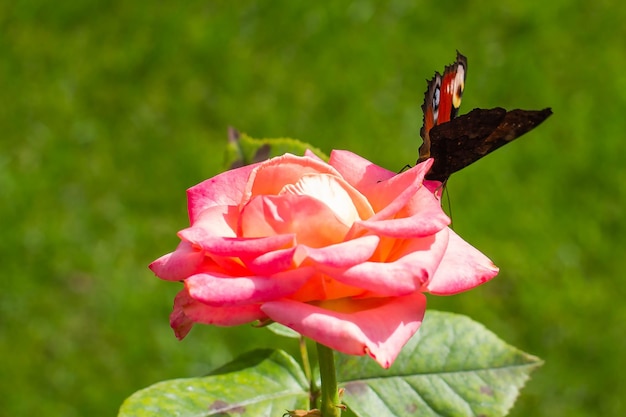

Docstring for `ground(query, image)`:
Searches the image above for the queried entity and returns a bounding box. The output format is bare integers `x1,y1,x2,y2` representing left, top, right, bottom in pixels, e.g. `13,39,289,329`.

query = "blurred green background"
2,1,624,416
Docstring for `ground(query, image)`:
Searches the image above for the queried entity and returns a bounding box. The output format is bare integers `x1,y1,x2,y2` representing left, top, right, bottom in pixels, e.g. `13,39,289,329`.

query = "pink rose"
150,150,498,368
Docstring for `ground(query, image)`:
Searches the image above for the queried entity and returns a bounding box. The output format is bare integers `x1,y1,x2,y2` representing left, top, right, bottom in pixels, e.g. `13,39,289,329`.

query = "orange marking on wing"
438,70,457,125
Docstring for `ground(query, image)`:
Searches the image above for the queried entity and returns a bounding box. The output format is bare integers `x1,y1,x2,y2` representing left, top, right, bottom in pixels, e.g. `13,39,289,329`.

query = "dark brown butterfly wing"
424,107,553,182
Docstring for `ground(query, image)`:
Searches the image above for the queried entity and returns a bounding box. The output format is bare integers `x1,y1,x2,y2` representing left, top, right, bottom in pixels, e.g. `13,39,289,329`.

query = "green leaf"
118,349,309,417
337,311,543,417
225,127,329,169
266,322,302,339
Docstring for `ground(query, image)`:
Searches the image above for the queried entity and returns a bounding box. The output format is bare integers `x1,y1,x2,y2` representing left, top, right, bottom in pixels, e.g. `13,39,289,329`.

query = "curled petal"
239,194,350,247
301,235,380,268
329,153,433,220
243,246,304,275
186,267,315,306
149,241,204,281
361,160,433,217
324,230,449,296
188,205,239,237
425,229,499,295
171,290,265,339
244,235,380,277
187,163,259,224
328,150,396,190
399,185,450,232
179,226,295,258
356,187,450,239
262,294,427,368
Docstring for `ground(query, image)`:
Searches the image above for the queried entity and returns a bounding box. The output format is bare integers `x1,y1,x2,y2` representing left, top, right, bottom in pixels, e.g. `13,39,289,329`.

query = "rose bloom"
150,150,498,368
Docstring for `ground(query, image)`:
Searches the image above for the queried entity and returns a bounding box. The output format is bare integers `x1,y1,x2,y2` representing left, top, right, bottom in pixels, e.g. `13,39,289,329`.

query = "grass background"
2,1,625,416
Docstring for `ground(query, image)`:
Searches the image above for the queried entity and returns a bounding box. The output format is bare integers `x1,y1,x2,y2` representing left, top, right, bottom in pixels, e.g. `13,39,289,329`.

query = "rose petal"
360,159,433,216
425,229,499,295
242,246,303,275
171,289,265,339
356,186,450,239
178,225,297,276
262,294,427,368
179,226,295,258
328,150,396,189
189,205,239,237
304,149,324,161
301,235,380,268
186,267,315,306
330,151,434,218
288,273,365,302
282,173,374,225
239,194,351,247
243,235,378,277
322,230,449,296
187,163,260,224
399,185,450,232
149,241,204,281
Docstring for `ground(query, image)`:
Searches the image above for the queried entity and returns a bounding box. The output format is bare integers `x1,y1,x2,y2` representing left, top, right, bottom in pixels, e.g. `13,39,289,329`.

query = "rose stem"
316,343,341,417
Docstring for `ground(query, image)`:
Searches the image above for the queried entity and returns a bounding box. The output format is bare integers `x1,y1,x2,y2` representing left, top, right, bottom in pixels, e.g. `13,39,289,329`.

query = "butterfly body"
418,53,552,182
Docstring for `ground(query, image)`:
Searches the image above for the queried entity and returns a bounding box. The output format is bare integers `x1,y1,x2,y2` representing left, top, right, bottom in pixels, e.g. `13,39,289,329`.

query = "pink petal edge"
328,150,396,189
149,241,204,281
262,294,427,368
185,267,316,306
171,290,265,339
425,228,499,295
187,162,260,224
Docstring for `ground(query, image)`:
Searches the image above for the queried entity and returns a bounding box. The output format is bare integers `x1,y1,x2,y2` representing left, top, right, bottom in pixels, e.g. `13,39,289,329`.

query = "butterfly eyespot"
452,66,465,109
433,85,440,108
432,86,440,122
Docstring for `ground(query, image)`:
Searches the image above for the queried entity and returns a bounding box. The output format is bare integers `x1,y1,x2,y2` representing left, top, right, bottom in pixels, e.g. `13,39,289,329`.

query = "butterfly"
417,52,552,182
